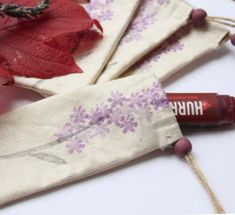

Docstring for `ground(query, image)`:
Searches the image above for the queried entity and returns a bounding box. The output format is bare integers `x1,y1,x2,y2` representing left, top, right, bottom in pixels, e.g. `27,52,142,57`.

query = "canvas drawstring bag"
0,74,182,206
120,22,229,81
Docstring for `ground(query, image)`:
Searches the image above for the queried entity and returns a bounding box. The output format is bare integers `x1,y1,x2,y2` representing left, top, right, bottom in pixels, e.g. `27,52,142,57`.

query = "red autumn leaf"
0,62,14,86
0,33,81,78
0,0,102,84
0,0,103,38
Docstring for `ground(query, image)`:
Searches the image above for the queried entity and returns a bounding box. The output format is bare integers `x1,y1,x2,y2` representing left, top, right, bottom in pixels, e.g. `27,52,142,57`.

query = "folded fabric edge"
95,0,193,84
159,22,230,83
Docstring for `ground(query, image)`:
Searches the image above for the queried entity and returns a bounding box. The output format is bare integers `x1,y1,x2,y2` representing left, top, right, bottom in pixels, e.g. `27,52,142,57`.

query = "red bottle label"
167,93,220,125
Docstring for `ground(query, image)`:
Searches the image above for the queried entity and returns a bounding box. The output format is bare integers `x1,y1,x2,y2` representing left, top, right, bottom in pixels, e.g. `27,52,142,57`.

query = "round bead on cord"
190,8,235,46
173,137,225,213
230,34,235,46
174,137,192,157
191,9,207,26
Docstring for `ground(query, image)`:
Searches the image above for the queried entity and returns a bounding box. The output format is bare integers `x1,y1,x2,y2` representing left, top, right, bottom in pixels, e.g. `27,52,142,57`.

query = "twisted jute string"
207,16,235,28
185,153,225,214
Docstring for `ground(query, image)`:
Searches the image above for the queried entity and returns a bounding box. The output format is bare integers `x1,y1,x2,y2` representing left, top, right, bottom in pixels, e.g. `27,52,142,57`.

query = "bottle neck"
166,93,235,126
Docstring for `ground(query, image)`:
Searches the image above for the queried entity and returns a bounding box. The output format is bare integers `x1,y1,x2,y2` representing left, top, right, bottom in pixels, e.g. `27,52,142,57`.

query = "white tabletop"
1,0,235,214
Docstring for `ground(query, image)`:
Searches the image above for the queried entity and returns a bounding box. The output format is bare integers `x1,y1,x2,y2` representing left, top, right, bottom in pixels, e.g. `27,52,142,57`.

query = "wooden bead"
174,138,192,157
230,34,235,46
191,9,207,26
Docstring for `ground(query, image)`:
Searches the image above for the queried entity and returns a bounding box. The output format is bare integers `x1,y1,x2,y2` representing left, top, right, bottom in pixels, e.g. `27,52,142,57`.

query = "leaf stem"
0,124,94,160
0,0,50,19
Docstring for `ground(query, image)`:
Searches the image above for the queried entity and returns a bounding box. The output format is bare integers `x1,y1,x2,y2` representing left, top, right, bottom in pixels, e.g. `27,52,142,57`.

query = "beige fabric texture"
96,0,193,83
15,0,141,95
121,22,229,81
0,74,182,206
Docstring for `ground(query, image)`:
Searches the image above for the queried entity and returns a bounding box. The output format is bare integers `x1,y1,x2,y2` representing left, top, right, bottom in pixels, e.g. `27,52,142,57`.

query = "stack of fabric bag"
0,0,231,208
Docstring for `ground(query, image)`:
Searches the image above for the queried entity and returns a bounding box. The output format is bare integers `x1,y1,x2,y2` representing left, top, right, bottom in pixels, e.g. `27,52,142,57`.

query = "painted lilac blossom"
108,91,127,107
70,106,89,124
128,92,144,108
89,105,112,125
107,108,123,126
134,35,184,72
121,0,169,44
66,140,85,154
55,82,170,154
85,0,114,22
119,115,138,133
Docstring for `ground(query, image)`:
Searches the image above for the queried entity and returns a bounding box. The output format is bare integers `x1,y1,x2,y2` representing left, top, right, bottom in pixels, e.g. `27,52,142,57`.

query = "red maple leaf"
0,59,14,86
0,0,102,85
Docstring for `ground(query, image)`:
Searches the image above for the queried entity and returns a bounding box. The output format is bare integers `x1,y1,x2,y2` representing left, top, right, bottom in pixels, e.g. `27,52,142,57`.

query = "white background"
1,0,235,214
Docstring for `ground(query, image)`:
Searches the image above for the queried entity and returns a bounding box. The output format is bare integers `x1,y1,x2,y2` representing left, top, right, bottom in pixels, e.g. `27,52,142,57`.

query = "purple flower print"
1,81,171,166
108,91,127,107
121,0,169,44
66,140,85,154
152,82,164,95
157,0,170,4
55,123,74,143
169,40,184,52
0,81,171,167
78,130,93,144
151,97,169,110
148,53,161,63
55,82,170,154
98,10,113,21
133,35,184,72
107,108,123,126
70,106,88,124
119,115,138,133
92,123,110,137
135,53,161,71
141,87,159,103
89,105,112,125
128,92,144,108
85,0,114,22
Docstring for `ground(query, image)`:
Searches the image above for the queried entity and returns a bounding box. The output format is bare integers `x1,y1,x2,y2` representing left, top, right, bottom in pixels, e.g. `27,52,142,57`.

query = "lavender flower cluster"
121,0,169,44
55,82,169,154
85,0,114,22
134,35,184,71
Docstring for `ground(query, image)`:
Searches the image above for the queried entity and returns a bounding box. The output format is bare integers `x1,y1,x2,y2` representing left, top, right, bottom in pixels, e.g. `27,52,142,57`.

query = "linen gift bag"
96,0,193,83
121,22,229,81
0,74,182,206
15,0,141,96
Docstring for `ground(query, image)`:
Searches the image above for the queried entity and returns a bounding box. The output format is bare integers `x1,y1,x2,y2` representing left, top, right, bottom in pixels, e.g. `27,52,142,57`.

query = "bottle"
166,93,235,126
